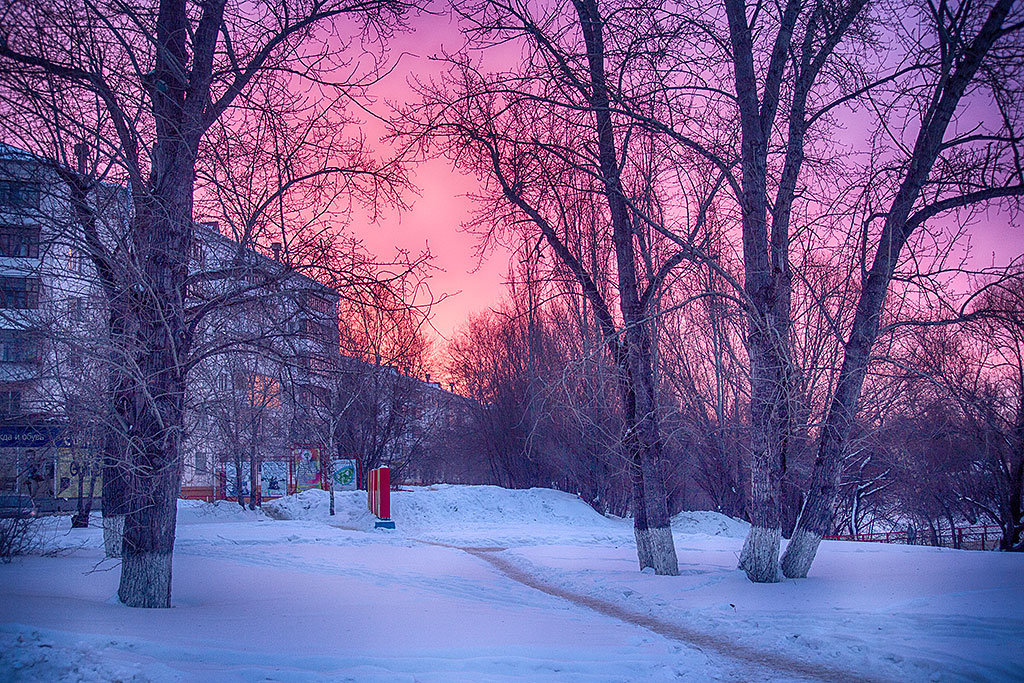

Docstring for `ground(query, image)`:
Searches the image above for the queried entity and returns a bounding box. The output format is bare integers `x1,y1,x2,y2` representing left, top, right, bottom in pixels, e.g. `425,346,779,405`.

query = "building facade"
0,144,344,507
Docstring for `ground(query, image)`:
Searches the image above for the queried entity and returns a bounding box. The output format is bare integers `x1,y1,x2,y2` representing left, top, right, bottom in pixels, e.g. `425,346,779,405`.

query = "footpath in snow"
1,484,1022,681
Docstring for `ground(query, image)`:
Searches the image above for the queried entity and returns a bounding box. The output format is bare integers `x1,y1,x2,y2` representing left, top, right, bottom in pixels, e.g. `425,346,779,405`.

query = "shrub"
0,515,40,563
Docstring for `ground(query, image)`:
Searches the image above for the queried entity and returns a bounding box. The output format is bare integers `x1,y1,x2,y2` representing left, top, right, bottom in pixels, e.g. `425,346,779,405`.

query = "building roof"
0,142,38,163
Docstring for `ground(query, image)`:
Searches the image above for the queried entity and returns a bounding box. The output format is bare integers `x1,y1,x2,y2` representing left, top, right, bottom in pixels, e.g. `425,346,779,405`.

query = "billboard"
331,458,357,491
260,460,288,498
225,463,251,499
293,447,322,491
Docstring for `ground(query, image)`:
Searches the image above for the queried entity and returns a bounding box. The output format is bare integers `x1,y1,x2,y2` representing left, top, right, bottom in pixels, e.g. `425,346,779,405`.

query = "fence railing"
824,524,1003,551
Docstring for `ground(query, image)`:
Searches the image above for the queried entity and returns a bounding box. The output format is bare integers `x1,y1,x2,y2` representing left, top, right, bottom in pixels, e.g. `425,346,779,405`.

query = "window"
68,297,83,323
195,452,208,473
303,293,334,316
0,277,40,309
67,247,83,273
0,180,41,211
301,353,335,374
0,226,40,258
290,317,325,339
250,374,280,408
190,239,205,267
0,330,39,363
298,384,329,408
0,390,21,417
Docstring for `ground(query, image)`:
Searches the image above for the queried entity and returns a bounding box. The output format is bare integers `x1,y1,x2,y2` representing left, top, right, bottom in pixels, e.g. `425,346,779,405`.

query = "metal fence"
824,524,1003,551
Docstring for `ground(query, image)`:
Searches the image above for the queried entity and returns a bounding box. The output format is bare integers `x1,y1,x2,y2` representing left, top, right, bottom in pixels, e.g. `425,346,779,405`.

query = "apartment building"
0,143,121,504
180,221,344,501
0,144,343,506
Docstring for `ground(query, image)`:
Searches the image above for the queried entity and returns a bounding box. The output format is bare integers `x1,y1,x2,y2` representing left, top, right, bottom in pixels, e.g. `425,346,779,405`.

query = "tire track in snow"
422,540,881,683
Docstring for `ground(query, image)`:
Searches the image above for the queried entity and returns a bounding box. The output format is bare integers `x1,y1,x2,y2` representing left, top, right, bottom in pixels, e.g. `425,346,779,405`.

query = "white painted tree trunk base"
780,528,821,578
635,526,679,575
102,514,124,558
118,552,172,608
739,526,782,582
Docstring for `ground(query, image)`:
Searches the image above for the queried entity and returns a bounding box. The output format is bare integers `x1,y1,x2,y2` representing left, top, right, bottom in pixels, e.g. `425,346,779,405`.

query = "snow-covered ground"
1,485,1021,681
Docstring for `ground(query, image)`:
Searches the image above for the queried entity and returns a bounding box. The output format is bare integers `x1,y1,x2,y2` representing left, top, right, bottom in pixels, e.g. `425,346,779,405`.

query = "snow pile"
671,510,750,538
0,629,152,682
263,485,615,540
3,483,1023,681
262,486,750,546
176,498,268,524
263,488,373,527
392,484,611,529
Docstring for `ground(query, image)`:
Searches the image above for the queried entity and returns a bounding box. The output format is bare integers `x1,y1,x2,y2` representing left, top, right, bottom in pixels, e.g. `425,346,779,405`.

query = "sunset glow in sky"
352,7,1024,347
344,10,513,344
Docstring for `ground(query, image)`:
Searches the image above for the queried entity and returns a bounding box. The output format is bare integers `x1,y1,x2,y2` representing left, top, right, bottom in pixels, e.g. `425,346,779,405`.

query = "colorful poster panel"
260,460,288,498
332,458,357,491
293,447,321,491
225,463,251,499
55,448,103,498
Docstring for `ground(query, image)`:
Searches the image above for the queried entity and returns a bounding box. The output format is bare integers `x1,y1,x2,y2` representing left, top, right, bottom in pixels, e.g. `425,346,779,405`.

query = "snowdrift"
671,510,749,538
176,498,269,524
264,485,612,528
259,484,750,540
393,484,612,528
4,484,1020,682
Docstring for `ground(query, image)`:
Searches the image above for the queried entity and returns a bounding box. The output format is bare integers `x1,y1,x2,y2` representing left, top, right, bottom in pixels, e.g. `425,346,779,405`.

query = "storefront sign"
0,424,70,448
54,448,102,498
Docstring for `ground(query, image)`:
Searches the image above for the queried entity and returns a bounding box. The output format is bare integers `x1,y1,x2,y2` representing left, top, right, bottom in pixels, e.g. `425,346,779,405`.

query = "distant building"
0,143,471,508
179,221,343,502
0,143,124,506
0,144,343,506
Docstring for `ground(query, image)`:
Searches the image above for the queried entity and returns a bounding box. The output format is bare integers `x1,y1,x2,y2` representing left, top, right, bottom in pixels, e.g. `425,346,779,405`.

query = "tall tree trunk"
118,248,190,606
722,0,804,583
623,327,678,575
117,4,195,599
61,151,134,557
249,433,260,510
235,451,247,509
102,294,135,558
71,451,99,528
328,435,336,516
101,406,130,557
725,0,872,582
573,0,678,575
737,331,788,582
1005,456,1024,550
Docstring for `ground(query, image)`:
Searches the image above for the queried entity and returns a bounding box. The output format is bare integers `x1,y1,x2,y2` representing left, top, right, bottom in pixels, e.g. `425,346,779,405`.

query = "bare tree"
781,0,1024,577
0,0,411,606
395,0,736,574
907,282,1024,550
333,283,432,481
202,354,286,509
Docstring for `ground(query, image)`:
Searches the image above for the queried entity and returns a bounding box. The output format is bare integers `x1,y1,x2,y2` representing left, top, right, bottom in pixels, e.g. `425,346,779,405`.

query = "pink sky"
351,154,511,343
349,11,513,345
351,8,1024,351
